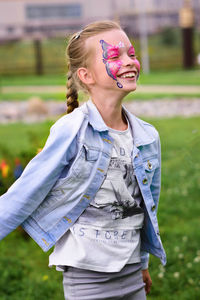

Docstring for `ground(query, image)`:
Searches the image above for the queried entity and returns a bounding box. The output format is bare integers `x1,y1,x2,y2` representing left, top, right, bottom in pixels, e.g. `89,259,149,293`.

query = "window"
129,0,135,7
7,26,15,33
26,4,82,19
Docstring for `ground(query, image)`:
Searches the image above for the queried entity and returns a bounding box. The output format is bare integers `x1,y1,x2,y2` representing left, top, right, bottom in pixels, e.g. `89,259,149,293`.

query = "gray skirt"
62,263,146,300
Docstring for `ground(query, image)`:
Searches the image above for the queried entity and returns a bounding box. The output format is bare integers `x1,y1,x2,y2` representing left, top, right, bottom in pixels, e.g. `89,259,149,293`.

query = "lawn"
1,69,200,87
0,116,200,299
0,69,200,102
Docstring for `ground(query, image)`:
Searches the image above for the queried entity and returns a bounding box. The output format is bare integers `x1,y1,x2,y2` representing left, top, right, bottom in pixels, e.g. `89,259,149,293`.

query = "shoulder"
124,106,160,143
135,115,159,139
50,106,85,135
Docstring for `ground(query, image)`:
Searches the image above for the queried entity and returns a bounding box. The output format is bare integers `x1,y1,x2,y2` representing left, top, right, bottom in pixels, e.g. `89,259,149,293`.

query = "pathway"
0,98,200,123
2,85,200,94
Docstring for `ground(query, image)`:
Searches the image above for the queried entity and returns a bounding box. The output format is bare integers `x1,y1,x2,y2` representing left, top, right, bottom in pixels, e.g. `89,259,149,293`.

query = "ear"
77,67,95,85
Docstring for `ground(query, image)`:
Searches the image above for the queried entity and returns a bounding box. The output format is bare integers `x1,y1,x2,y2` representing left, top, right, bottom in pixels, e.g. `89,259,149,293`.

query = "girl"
0,21,166,299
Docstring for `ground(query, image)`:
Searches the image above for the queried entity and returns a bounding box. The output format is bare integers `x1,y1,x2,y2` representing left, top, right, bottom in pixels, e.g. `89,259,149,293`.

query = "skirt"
62,263,146,300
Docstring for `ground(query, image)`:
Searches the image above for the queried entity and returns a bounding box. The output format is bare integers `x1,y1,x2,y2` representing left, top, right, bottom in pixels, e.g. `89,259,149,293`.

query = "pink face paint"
128,45,140,79
100,40,123,88
128,45,135,56
118,41,125,48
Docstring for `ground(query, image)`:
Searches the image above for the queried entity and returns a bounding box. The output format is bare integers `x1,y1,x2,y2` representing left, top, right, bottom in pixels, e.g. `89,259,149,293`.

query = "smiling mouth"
118,71,137,79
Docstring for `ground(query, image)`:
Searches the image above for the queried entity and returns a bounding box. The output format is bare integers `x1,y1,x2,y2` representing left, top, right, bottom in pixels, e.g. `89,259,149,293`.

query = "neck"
90,89,128,131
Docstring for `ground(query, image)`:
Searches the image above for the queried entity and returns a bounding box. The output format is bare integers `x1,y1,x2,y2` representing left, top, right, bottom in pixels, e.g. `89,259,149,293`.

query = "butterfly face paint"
100,39,123,88
128,45,140,79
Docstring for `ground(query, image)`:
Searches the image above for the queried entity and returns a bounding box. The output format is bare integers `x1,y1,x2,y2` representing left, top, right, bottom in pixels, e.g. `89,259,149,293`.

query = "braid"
66,65,79,114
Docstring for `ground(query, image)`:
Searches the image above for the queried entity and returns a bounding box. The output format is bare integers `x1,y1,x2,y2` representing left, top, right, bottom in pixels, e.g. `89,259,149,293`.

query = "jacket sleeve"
140,251,149,270
140,132,162,270
0,113,84,239
150,133,161,212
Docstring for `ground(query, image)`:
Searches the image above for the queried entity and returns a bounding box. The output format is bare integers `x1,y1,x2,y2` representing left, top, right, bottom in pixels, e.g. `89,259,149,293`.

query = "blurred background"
0,0,200,74
0,1,200,300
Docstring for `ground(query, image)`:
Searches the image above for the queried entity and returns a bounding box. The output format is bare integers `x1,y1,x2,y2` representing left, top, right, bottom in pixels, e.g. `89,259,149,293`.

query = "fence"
0,28,199,75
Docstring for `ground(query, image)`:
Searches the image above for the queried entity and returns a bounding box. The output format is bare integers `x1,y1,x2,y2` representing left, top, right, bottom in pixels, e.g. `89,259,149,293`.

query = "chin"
123,83,137,92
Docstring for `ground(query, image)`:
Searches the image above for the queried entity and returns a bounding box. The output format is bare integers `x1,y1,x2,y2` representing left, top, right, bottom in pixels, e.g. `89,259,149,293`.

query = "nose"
122,54,135,67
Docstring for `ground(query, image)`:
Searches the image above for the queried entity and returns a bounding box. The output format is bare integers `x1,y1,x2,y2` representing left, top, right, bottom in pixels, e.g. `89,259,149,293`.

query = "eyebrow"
106,47,120,58
128,45,135,54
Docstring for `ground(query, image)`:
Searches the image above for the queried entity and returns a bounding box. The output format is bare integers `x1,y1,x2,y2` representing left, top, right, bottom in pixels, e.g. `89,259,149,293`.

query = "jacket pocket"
71,144,100,178
31,144,100,229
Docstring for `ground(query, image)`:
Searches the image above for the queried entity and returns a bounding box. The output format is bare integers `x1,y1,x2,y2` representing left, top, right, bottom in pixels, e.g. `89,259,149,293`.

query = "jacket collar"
122,105,155,147
81,100,155,147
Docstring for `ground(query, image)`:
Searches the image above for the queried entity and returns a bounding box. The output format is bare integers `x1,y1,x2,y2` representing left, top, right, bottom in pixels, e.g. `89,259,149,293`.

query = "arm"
0,113,83,239
142,269,152,295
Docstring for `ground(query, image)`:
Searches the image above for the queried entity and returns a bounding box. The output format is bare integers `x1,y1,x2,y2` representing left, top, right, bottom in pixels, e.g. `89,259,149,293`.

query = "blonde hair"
66,20,121,113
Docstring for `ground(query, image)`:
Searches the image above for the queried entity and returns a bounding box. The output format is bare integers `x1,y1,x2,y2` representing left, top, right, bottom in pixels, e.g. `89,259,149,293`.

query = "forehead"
86,30,132,53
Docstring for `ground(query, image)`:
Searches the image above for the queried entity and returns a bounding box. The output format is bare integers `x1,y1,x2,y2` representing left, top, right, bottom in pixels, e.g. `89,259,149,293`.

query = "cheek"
106,60,122,79
133,58,140,73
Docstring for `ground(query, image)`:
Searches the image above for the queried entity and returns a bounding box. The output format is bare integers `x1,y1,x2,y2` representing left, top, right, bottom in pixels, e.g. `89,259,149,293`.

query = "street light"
179,0,194,69
138,0,150,74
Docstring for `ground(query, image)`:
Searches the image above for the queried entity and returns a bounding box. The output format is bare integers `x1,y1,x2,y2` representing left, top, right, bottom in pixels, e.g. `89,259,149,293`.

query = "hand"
142,269,152,295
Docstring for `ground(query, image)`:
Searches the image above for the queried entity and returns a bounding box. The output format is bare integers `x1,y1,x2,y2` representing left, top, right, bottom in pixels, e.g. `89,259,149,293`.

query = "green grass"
124,92,200,101
0,74,66,87
0,116,200,299
138,69,200,86
0,92,65,101
1,69,200,87
0,69,199,102
0,122,52,157
0,91,89,102
1,91,200,102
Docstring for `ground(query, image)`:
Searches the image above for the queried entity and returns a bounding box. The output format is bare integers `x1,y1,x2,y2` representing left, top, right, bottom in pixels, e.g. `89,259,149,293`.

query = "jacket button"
147,160,152,170
151,205,156,211
142,178,148,185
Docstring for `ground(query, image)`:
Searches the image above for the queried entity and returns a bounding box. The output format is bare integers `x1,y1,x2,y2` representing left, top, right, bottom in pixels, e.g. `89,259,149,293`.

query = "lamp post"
179,0,194,69
34,38,43,75
138,0,150,74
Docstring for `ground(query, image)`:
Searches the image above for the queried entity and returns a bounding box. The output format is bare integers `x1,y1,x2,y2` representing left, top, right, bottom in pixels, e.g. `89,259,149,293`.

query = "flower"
159,264,166,272
186,262,192,268
42,275,49,281
182,236,188,242
158,272,164,279
188,278,194,285
174,246,180,252
194,256,200,263
173,272,180,279
178,253,184,259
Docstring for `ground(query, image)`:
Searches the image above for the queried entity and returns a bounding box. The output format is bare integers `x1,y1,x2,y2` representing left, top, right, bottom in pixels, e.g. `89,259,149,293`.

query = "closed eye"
129,53,137,59
128,45,136,57
108,56,119,60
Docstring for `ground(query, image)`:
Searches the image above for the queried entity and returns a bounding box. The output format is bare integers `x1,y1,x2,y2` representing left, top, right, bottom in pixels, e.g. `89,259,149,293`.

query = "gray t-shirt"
49,125,144,272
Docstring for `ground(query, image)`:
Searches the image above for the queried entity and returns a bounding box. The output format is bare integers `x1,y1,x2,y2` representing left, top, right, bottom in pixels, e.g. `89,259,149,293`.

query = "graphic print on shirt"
110,179,144,220
91,143,144,221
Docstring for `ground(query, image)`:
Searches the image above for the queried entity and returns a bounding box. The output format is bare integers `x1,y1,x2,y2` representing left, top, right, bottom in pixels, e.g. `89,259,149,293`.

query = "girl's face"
85,29,140,93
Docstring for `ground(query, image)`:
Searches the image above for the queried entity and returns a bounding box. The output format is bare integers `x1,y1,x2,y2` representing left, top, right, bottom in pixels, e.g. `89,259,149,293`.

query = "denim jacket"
0,100,166,269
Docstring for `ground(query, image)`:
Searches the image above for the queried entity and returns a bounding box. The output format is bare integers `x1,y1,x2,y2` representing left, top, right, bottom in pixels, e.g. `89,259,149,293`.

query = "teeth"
120,72,136,78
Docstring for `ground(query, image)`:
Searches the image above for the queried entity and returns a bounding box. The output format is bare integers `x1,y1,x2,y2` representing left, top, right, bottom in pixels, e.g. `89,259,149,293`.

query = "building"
0,0,199,41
